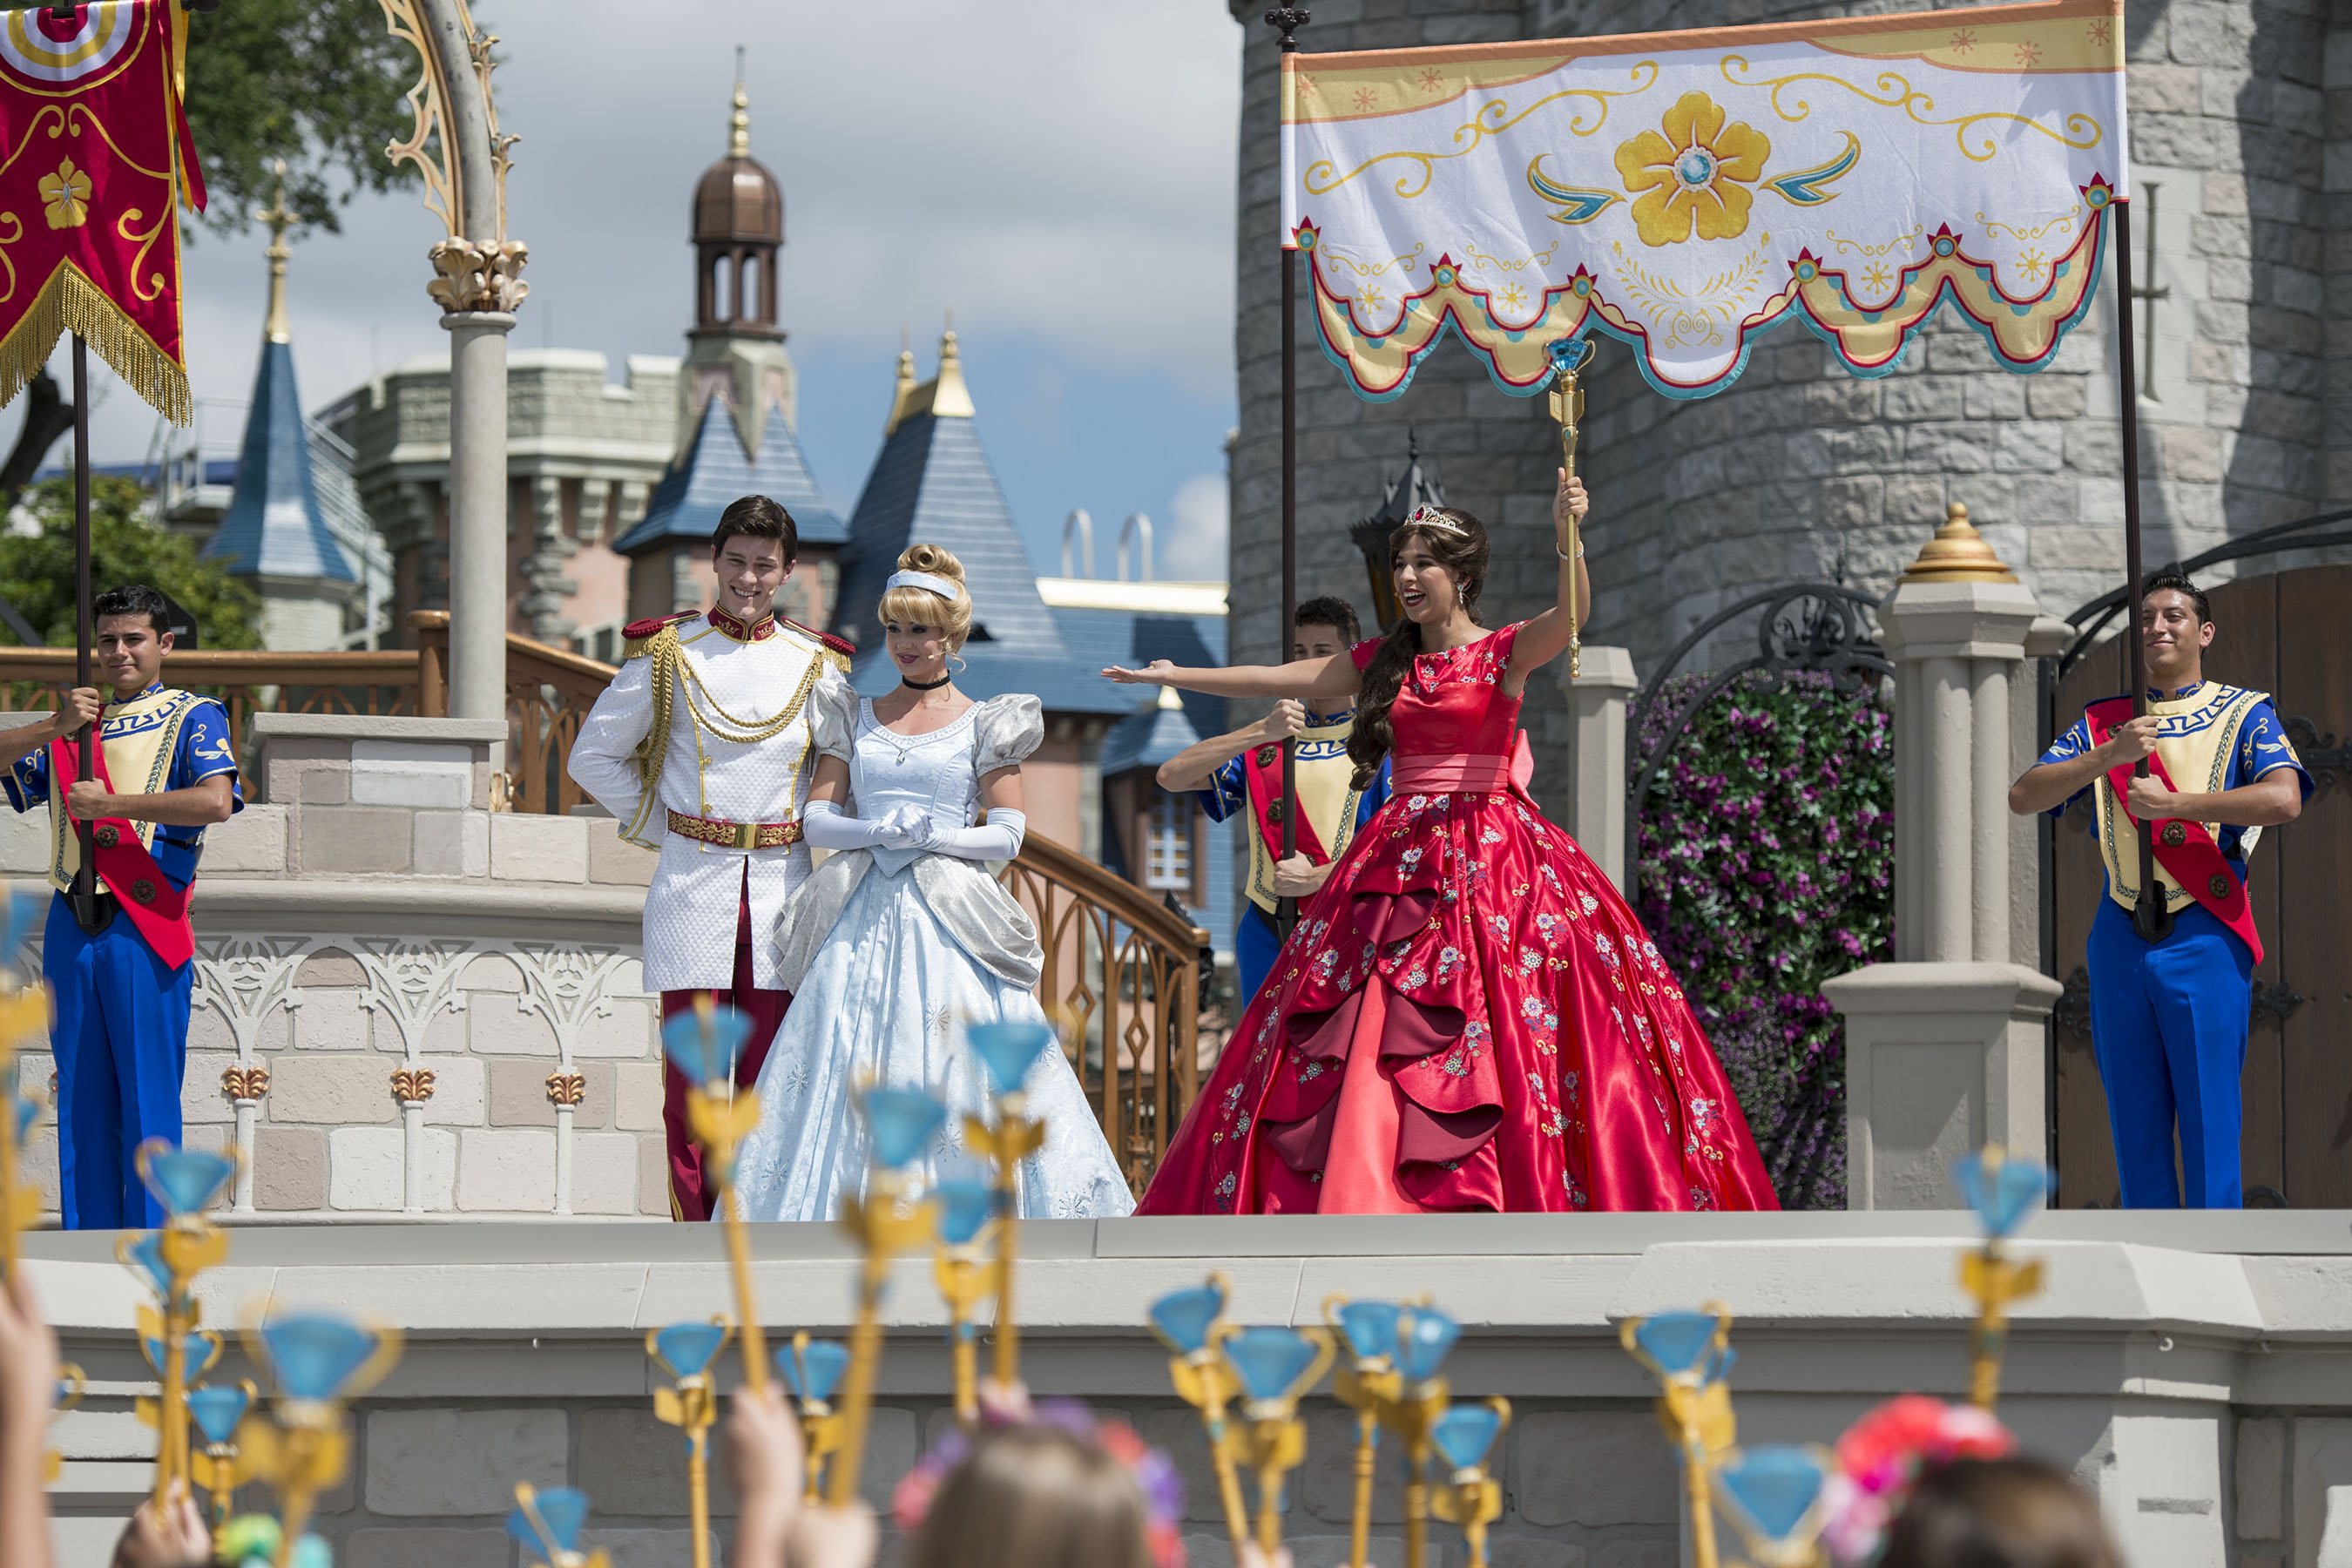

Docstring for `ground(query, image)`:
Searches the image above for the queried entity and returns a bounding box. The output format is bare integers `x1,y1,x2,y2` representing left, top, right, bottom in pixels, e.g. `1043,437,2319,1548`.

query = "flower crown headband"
1401,504,1469,538
1821,1396,2014,1564
893,1399,1186,1568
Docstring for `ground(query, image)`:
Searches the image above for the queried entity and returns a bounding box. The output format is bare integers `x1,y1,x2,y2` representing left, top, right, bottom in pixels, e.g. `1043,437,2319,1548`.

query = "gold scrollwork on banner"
62,104,170,182
116,206,170,301
1458,240,1560,274
1825,225,1924,257
1976,204,2081,243
1609,234,1774,350
1305,62,1659,199
1717,57,2103,163
1321,240,1425,279
0,212,22,302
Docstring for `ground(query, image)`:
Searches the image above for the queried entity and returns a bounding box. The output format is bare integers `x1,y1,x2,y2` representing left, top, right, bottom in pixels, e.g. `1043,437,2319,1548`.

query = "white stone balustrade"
1556,644,1637,895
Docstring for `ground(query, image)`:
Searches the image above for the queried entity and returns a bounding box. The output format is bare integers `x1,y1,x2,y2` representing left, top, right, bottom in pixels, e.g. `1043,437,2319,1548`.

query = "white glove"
803,800,903,853
873,804,933,848
896,809,942,851
924,809,1025,862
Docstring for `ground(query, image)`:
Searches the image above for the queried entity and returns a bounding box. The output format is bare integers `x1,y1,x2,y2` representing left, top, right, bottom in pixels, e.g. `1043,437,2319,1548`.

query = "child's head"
905,1422,1160,1568
1879,1456,2123,1568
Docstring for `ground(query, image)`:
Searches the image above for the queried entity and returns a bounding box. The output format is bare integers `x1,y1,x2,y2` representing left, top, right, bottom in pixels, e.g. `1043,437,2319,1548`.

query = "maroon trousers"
657,875,787,1221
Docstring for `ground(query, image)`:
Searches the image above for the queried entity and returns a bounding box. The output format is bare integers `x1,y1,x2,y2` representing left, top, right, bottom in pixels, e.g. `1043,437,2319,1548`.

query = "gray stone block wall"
1227,0,2337,779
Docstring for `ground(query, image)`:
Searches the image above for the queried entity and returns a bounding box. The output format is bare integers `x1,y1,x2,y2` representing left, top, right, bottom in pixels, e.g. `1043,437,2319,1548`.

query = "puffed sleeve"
972,693,1044,774
808,666,859,763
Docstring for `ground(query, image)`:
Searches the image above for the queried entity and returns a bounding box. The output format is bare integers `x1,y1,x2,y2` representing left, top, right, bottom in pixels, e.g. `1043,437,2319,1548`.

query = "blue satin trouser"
2086,896,2252,1209
44,892,190,1230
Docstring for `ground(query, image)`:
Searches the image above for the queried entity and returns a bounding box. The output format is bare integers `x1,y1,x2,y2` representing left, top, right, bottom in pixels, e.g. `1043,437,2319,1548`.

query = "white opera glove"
922,809,1025,862
802,800,906,853
875,804,932,848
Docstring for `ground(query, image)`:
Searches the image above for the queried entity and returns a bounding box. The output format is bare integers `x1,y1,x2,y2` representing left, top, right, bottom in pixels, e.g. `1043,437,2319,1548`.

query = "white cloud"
1159,470,1229,580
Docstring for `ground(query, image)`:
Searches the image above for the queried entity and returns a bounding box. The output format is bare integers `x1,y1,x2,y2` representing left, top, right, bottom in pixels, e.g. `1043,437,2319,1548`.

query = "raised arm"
1504,470,1592,686
1104,653,1358,703
1157,701,1305,794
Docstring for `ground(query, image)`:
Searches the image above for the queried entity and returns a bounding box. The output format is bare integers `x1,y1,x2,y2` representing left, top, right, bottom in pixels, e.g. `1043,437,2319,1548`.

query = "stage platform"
25,1212,2352,1568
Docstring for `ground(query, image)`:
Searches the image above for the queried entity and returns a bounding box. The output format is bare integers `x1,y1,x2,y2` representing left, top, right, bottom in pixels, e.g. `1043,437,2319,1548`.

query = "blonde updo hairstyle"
878,543,975,650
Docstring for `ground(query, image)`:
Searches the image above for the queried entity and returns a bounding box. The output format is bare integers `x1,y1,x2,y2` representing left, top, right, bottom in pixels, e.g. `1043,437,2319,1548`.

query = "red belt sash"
2085,696,2263,964
48,732,195,970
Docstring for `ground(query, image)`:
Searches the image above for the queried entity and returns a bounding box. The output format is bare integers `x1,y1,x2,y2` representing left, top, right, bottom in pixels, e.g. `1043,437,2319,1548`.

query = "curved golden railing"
997,832,1205,1198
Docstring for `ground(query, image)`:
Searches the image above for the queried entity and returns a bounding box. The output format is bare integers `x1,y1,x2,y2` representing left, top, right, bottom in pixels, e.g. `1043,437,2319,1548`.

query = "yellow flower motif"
39,158,91,229
1613,91,1771,248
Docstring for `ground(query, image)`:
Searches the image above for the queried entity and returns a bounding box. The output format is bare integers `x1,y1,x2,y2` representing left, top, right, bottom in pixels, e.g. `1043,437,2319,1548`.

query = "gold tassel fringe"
0,263,192,427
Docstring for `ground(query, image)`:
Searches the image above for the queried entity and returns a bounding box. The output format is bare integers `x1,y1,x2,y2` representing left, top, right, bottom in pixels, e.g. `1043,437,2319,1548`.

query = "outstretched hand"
1103,660,1179,686
725,1382,804,1568
111,1486,210,1568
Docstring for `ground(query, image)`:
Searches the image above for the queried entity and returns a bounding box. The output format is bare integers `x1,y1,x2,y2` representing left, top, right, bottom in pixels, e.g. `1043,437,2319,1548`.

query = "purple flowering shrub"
1633,670,1893,1209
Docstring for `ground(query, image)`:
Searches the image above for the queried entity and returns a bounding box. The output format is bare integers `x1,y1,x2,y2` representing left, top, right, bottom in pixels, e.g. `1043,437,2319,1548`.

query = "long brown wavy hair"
1347,510,1491,789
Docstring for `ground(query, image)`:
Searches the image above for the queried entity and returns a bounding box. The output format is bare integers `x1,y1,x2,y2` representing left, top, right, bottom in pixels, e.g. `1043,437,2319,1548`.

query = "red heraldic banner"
0,1,204,422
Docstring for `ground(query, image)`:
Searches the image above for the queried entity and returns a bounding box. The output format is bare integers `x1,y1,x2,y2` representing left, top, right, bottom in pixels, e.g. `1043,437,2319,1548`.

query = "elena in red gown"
1136,620,1780,1215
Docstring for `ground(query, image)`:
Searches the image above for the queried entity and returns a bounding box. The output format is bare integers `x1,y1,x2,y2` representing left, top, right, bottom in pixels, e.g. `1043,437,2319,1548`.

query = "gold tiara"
1403,504,1468,537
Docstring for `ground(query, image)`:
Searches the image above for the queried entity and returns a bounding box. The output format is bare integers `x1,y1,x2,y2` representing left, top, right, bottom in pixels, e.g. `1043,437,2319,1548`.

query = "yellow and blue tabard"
2037,679,2309,914
3,682,241,895
1199,712,1390,919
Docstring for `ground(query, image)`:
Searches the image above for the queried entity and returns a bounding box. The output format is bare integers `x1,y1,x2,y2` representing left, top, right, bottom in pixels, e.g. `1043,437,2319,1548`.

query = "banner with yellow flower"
1281,0,2124,400
0,0,205,423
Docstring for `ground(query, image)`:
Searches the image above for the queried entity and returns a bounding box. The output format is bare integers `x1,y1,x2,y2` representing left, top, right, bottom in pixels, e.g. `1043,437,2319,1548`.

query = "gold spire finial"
254,159,296,345
1898,499,2019,585
929,321,975,419
729,48,750,159
884,326,919,436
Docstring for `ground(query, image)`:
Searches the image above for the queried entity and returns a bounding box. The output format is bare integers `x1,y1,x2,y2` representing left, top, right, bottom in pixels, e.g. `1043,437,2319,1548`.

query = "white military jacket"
567,605,852,992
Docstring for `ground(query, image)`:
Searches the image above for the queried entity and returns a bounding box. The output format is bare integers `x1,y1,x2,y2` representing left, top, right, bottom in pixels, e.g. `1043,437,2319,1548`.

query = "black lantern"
1348,429,1447,633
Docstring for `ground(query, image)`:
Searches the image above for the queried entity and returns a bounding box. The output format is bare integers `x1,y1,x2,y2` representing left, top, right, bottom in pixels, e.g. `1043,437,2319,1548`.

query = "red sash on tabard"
1242,741,1332,866
2084,696,2264,964
47,732,195,970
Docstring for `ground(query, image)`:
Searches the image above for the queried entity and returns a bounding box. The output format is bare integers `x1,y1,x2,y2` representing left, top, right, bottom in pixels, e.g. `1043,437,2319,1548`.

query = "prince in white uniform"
568,496,851,1220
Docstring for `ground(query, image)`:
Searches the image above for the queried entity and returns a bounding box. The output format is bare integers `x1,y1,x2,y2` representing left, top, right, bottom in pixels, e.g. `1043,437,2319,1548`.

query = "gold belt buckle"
730,820,759,851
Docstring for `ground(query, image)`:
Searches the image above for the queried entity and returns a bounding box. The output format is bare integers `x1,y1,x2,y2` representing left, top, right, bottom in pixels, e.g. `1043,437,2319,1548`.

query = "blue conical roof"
834,401,1132,716
201,339,353,584
615,397,844,554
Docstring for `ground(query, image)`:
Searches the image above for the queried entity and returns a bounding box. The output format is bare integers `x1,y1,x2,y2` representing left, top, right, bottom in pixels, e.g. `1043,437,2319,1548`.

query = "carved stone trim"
545,1070,586,1108
350,939,475,1060
390,1067,438,1106
428,237,531,314
220,1065,271,1104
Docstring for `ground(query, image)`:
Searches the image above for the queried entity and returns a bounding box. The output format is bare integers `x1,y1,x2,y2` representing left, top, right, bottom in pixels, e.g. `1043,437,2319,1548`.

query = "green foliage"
182,0,430,237
0,477,262,649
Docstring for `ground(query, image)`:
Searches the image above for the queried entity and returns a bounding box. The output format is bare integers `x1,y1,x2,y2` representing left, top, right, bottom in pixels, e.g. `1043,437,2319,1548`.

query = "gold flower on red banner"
1614,91,1771,247
38,159,91,229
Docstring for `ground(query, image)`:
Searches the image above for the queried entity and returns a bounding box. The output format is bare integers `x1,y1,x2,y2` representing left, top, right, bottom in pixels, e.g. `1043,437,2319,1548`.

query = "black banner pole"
1267,5,1308,942
70,335,99,934
2111,196,2172,944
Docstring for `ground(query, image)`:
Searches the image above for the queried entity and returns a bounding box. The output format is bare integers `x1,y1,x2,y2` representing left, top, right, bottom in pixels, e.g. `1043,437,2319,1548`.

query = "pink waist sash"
1390,753,1515,793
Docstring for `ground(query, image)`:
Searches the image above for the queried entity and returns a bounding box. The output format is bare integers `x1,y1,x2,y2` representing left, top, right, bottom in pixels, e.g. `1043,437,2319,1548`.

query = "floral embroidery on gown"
1136,623,1781,1215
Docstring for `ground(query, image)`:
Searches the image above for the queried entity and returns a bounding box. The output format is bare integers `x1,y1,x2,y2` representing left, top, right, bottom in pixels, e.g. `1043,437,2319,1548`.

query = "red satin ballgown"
1137,623,1781,1215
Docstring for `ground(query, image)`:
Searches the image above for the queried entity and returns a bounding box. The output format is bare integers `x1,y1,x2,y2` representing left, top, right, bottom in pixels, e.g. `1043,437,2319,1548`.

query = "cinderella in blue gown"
731,689,1135,1221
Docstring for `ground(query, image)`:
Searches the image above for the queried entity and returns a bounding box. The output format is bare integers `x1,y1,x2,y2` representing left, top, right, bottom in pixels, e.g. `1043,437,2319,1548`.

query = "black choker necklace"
901,672,953,692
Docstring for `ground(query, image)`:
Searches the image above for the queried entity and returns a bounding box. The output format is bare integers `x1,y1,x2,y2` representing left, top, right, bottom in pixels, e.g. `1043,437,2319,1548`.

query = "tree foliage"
1634,671,1895,1210
0,477,262,649
182,0,426,237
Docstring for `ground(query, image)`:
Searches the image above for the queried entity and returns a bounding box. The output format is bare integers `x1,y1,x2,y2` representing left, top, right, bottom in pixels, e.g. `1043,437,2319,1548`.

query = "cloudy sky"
13,0,1244,580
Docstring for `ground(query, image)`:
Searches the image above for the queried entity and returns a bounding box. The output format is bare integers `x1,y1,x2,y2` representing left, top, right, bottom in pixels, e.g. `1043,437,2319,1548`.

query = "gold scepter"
778,1332,851,1502
129,1141,238,1509
186,1382,259,1536
237,1309,404,1568
830,1085,946,1506
1952,1145,2049,1411
929,1177,1002,1426
1150,1277,1252,1551
1326,1297,1404,1568
647,1320,733,1568
509,1484,616,1568
962,1023,1052,1389
660,997,770,1394
1546,335,1595,679
1222,1325,1336,1556
1429,1398,1512,1568
1621,1306,1738,1568
1388,1304,1465,1568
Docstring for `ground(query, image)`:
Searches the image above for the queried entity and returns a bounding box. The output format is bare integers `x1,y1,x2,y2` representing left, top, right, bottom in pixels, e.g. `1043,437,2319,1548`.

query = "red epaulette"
622,611,695,641
780,616,854,659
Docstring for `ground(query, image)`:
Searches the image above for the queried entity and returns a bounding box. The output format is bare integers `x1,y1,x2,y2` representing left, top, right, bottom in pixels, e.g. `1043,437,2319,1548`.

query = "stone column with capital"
1824,504,2061,1209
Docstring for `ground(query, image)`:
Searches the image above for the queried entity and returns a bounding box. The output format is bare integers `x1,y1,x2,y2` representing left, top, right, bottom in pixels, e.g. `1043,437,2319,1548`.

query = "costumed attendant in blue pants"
2011,571,2309,1208
0,585,240,1229
1153,596,1392,1005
